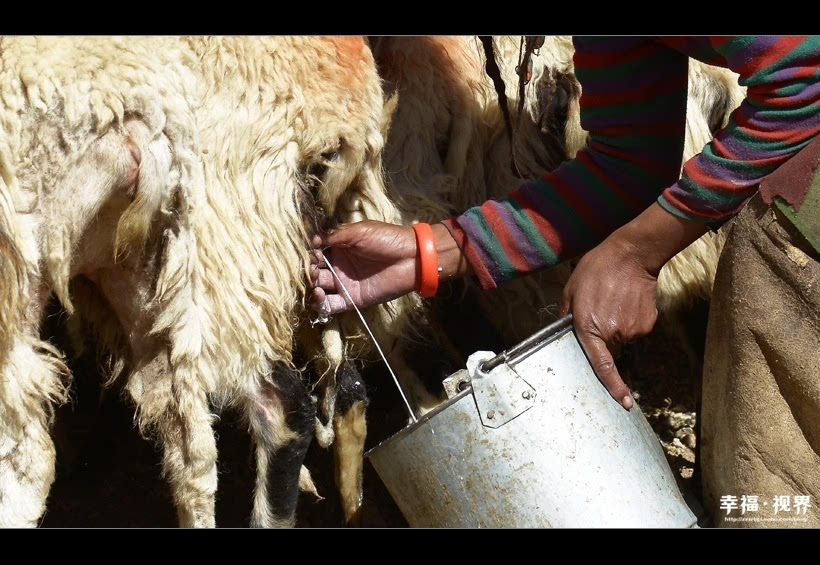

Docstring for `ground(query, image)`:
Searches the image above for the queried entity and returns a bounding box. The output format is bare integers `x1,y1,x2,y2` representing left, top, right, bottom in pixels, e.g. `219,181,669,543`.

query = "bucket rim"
364,386,474,460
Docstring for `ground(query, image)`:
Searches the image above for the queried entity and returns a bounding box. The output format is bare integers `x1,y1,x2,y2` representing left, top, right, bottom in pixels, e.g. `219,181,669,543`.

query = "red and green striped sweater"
442,36,820,290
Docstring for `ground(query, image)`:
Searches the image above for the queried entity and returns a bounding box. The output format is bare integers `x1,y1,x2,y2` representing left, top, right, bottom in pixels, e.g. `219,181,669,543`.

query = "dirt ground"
40,290,709,528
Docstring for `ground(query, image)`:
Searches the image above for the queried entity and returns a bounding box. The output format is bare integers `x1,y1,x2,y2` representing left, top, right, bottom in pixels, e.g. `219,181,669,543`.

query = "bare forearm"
607,202,711,276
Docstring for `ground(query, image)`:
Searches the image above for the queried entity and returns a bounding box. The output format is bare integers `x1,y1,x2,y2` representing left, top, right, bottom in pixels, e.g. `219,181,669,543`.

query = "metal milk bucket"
365,315,698,528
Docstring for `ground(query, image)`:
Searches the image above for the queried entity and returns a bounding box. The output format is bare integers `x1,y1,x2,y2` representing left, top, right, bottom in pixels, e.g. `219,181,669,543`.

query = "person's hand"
559,235,658,410
310,220,472,315
559,202,710,410
310,220,418,314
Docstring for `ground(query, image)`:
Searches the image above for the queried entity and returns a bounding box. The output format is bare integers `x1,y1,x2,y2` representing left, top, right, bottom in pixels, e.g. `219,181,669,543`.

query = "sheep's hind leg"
247,362,314,528
129,352,218,528
161,391,218,528
332,362,368,526
0,340,67,527
0,413,55,527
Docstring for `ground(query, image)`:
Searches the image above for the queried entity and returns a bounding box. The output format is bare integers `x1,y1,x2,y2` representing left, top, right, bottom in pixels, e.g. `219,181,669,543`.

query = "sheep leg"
0,276,66,528
0,412,55,527
125,350,218,528
160,389,218,527
156,379,218,527
247,361,314,528
332,362,369,526
90,257,218,528
0,338,67,527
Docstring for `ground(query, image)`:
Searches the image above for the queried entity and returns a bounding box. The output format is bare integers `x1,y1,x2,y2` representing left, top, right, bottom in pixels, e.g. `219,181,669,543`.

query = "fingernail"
621,395,633,411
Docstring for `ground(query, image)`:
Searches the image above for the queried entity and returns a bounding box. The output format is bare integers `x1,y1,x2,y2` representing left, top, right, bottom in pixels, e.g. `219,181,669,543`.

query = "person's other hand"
559,234,659,410
559,202,709,410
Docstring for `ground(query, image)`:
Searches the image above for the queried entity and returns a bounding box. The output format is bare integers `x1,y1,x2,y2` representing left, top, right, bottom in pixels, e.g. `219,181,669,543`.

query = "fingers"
574,323,633,411
559,287,571,317
310,287,326,307
309,264,336,289
308,246,340,294
310,287,353,315
317,269,336,290
310,249,325,266
308,243,353,315
321,223,358,248
325,293,352,314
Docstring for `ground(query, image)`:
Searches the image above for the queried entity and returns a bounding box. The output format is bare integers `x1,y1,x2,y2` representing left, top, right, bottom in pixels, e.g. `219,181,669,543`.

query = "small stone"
681,432,696,449
675,426,694,439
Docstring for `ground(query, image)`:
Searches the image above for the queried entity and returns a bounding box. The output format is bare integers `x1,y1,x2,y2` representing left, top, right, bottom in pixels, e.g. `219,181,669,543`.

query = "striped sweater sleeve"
443,37,689,290
659,36,820,222
444,36,820,291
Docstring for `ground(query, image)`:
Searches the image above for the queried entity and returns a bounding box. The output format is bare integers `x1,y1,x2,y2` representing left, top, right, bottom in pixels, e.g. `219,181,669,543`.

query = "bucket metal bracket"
467,351,537,429
442,369,471,400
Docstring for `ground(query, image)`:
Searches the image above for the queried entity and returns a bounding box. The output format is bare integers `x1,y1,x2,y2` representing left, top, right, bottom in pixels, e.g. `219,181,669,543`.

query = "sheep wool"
0,36,416,528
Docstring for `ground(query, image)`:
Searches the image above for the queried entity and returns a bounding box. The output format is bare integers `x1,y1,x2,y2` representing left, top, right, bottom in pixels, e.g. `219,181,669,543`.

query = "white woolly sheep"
0,36,414,528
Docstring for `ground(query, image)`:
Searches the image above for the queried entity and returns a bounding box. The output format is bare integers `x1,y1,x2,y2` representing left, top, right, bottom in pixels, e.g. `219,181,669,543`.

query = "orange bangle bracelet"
412,222,439,298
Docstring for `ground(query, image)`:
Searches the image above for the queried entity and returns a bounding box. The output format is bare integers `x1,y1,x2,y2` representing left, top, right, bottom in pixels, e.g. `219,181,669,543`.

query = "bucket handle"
480,314,574,373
